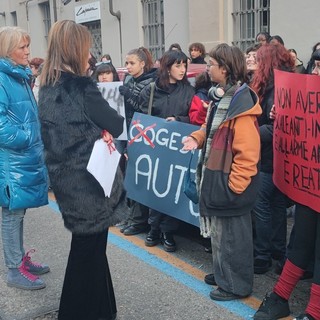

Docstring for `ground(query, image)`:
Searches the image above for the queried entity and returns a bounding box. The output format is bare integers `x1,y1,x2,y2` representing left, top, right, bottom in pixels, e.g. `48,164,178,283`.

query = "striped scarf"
197,84,239,237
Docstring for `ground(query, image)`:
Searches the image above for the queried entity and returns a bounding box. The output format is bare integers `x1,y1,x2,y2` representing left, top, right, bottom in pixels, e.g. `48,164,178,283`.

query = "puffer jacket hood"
0,58,32,80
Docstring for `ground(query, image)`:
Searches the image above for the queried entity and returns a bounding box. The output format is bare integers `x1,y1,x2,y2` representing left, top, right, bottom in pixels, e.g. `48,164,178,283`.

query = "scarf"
197,84,239,237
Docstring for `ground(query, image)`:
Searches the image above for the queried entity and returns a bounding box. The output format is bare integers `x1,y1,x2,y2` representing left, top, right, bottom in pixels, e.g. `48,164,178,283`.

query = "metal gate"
83,21,102,60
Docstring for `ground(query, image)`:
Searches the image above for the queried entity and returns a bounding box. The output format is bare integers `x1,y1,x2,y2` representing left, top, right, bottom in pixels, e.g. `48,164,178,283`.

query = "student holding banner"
250,43,295,275
254,49,320,320
182,43,262,300
118,47,158,236
139,49,195,252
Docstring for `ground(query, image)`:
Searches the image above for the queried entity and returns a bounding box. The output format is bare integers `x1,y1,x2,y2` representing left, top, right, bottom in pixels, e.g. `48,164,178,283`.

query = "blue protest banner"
124,113,201,227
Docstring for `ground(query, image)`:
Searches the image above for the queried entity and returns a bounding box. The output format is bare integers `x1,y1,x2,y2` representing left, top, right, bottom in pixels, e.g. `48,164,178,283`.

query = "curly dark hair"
188,42,206,58
29,57,44,68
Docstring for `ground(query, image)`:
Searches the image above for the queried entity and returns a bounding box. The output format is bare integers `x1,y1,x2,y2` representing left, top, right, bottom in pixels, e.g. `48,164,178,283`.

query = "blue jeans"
1,207,26,268
253,172,287,261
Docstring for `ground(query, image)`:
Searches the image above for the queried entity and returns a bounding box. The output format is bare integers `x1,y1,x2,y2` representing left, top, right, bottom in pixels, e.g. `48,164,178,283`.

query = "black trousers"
288,204,320,284
58,230,117,320
127,199,149,226
148,209,179,232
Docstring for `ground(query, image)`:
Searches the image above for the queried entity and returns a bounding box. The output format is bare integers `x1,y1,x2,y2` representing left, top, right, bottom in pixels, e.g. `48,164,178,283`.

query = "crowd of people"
0,20,319,320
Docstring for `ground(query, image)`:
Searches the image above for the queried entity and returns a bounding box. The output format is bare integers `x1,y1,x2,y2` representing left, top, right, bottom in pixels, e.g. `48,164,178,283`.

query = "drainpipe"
108,0,123,65
52,0,57,22
25,0,32,21
25,0,32,33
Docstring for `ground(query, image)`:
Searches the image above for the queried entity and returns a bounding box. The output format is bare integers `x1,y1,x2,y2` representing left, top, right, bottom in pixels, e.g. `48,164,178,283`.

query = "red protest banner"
273,70,320,212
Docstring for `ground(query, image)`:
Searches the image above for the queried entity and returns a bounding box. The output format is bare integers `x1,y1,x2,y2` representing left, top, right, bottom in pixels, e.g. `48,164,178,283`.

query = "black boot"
145,229,161,247
162,232,176,252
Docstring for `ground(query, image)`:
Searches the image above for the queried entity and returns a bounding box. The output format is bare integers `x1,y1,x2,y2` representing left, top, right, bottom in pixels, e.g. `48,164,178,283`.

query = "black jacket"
258,83,274,173
139,79,195,122
38,72,128,234
191,56,206,64
123,68,158,127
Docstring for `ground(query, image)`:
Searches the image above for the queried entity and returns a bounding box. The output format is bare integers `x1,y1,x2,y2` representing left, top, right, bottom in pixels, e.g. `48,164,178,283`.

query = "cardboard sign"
124,113,201,226
273,70,320,212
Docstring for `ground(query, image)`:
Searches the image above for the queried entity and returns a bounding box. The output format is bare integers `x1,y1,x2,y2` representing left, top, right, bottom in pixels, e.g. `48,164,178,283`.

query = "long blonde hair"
0,26,30,58
40,20,92,86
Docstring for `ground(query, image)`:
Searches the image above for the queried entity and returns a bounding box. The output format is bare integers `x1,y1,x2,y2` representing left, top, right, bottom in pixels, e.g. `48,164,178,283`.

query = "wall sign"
75,1,101,24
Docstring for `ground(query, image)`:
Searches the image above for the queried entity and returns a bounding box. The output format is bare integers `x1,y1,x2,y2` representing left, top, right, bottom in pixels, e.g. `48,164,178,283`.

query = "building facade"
0,0,319,69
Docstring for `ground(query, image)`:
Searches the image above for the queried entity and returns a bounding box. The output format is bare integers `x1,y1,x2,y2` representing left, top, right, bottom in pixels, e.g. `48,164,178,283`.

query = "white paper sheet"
97,82,128,140
87,139,121,197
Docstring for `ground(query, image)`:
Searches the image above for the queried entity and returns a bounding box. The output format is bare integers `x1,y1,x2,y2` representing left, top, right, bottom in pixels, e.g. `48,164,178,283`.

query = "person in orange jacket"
183,43,262,301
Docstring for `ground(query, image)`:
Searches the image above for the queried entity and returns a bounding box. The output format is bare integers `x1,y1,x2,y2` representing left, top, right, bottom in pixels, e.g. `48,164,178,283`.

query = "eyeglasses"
207,62,220,68
95,60,111,67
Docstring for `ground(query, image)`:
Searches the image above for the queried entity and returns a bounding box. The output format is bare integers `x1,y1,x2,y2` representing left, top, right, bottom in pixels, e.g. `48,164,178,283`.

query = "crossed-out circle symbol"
128,120,156,148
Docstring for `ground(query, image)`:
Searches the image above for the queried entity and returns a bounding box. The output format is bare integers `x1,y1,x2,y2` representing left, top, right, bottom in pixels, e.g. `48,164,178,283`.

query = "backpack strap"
148,82,155,115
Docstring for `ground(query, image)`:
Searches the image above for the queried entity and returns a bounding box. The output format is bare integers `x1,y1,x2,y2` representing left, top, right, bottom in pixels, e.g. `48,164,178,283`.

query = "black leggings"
288,204,320,284
58,230,117,320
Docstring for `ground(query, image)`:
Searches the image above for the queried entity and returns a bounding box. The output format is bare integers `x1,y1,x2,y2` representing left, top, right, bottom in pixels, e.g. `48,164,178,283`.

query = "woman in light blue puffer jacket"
0,26,48,291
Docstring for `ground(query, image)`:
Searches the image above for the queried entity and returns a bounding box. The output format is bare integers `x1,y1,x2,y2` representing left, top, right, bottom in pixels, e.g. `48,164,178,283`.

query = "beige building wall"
270,0,320,67
163,0,189,53
189,0,227,52
0,0,229,66
0,0,319,68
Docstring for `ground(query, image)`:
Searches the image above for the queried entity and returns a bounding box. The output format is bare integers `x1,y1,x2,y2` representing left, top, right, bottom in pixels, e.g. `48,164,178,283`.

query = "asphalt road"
0,198,310,320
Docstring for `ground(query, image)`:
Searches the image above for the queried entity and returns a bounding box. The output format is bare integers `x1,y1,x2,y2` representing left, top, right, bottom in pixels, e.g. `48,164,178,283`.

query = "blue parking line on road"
109,233,256,320
47,200,256,319
48,199,60,213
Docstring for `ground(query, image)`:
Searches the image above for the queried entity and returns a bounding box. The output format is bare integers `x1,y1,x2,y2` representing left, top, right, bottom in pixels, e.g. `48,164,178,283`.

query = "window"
232,0,270,51
141,0,165,61
11,11,17,26
39,2,51,42
84,21,102,60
